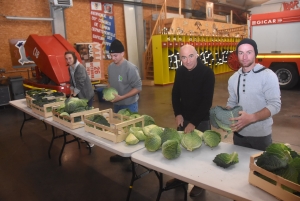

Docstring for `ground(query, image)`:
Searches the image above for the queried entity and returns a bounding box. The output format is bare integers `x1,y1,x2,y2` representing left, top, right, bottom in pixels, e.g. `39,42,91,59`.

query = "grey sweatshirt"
227,64,281,137
108,59,142,105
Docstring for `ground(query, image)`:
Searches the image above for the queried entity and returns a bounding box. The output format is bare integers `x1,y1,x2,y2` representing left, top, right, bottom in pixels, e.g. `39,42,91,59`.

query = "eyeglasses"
181,54,195,61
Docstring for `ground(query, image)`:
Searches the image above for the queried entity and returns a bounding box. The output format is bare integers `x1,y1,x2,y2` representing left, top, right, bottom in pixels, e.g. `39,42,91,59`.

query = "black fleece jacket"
172,58,215,127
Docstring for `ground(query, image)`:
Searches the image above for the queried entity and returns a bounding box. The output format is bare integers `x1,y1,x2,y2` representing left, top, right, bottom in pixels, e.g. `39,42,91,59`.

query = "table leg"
19,112,47,137
48,126,57,159
155,172,164,201
58,131,68,166
85,141,92,154
48,126,84,165
154,172,187,201
58,131,84,166
126,160,152,201
20,112,35,137
126,161,136,201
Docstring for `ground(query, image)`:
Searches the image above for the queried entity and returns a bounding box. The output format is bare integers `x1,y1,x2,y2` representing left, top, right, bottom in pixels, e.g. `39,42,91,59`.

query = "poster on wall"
9,39,36,68
75,43,104,80
90,1,116,60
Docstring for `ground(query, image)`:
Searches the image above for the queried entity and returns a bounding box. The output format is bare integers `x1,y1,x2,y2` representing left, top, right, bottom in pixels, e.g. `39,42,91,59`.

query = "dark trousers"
178,120,211,132
233,132,272,151
87,96,94,107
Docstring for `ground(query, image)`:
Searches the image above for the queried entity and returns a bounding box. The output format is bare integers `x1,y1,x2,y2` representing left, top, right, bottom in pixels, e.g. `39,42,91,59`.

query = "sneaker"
86,143,94,148
189,186,204,197
166,178,187,187
110,155,126,162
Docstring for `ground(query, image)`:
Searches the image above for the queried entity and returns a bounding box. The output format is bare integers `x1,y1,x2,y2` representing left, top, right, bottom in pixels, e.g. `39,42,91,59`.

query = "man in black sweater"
169,44,215,197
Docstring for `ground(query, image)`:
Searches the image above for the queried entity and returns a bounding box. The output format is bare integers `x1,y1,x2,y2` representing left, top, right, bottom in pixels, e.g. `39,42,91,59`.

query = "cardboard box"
84,109,144,143
249,152,300,201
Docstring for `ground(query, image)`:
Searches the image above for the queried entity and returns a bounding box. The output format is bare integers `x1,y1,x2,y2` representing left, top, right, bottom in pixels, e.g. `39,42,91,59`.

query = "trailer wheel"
272,64,299,89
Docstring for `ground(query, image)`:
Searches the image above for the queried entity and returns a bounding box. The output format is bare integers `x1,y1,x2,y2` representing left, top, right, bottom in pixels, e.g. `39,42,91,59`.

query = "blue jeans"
113,102,138,113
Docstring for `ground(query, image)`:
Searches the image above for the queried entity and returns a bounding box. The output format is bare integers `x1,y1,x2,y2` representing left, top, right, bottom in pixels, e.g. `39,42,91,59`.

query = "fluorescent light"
5,16,53,21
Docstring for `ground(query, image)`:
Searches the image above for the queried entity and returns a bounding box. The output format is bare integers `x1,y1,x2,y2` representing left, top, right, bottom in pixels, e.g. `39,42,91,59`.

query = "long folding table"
130,142,279,201
9,99,145,166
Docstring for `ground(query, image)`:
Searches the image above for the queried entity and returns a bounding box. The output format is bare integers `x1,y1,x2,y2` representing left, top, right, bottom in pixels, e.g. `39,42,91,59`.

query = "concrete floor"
0,72,299,201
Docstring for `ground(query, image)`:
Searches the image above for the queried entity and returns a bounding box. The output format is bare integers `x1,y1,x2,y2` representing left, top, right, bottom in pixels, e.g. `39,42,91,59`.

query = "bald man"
170,44,215,197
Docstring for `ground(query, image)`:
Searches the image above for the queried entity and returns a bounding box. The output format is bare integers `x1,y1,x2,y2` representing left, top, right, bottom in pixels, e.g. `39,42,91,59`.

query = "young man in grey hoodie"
227,38,281,151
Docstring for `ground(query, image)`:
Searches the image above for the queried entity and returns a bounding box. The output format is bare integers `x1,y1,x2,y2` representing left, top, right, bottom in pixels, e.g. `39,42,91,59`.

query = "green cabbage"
194,129,204,139
64,97,88,114
144,133,161,152
130,127,146,141
55,97,90,116
203,130,221,148
129,113,141,119
149,126,164,137
255,143,300,189
162,140,181,160
118,108,132,116
213,152,239,168
181,130,202,151
210,106,243,138
143,124,159,136
143,115,155,126
88,114,110,127
125,133,139,145
160,127,181,144
103,87,118,101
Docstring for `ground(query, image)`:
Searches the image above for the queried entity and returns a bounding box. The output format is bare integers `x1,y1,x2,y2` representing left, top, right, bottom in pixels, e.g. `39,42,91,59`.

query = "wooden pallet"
52,107,99,129
84,109,144,143
249,152,300,201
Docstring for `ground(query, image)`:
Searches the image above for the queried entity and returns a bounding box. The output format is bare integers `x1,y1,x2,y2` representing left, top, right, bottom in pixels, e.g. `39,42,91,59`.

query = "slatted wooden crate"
84,109,144,143
52,107,99,129
25,95,34,108
31,98,65,118
249,152,300,201
25,90,64,108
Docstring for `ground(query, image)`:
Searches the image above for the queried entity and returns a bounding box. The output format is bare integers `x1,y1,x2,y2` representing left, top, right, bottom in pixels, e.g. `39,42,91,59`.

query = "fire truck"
249,9,300,89
228,9,300,89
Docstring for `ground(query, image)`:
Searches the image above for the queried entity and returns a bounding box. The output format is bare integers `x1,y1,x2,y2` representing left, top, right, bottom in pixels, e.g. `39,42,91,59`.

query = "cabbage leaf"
213,152,239,168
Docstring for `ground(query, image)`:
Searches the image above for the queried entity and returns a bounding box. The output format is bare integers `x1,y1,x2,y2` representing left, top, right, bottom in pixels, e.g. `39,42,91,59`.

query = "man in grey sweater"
227,38,281,151
107,39,142,162
107,39,142,113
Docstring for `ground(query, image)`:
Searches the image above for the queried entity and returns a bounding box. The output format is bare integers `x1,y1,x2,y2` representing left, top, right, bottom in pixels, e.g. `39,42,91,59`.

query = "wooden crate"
25,92,64,108
84,109,144,143
31,99,65,118
52,107,99,129
249,153,300,201
25,95,34,108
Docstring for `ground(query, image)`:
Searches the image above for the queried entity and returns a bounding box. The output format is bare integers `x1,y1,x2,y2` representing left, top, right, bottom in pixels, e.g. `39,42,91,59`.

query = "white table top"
44,115,145,157
9,99,44,120
9,99,145,157
131,142,278,201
